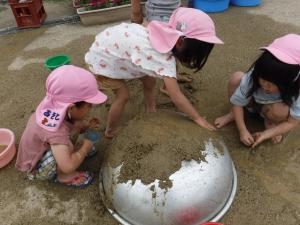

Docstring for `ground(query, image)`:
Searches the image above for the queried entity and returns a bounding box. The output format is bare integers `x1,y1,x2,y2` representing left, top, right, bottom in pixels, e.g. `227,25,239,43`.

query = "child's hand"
89,117,100,129
252,131,268,148
81,139,93,155
240,130,254,146
194,117,216,131
74,121,89,134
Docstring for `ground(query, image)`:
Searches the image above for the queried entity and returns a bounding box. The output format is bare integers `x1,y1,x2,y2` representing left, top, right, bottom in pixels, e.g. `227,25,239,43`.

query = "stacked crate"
8,0,47,28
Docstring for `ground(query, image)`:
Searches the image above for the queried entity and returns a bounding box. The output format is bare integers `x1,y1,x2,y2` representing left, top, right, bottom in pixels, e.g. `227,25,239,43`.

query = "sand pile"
105,110,223,189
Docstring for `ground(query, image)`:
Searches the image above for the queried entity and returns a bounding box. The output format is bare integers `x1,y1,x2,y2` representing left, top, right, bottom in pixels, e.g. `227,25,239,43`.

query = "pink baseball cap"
148,7,223,54
36,65,107,132
261,34,300,65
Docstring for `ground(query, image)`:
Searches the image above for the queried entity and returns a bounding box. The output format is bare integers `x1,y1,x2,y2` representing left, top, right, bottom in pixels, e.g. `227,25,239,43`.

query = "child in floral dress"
85,7,223,138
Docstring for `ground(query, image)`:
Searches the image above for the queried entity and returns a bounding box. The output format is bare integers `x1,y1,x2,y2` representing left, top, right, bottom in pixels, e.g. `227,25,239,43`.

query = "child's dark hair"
248,51,300,106
66,101,89,123
172,38,214,72
74,101,87,108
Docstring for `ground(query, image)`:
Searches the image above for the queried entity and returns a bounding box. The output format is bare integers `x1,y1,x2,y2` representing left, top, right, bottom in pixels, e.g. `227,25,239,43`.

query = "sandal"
55,171,93,188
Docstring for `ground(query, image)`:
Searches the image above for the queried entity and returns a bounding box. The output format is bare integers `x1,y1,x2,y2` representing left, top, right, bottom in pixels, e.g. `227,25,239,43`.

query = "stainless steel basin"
99,139,237,225
100,111,237,225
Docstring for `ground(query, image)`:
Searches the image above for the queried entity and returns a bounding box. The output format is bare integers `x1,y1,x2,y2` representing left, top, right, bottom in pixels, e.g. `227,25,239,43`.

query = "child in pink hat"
85,7,223,138
215,34,300,148
132,1,195,92
16,65,107,188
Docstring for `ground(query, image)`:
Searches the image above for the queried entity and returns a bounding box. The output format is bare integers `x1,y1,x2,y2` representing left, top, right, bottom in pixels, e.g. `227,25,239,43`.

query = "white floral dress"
85,23,177,80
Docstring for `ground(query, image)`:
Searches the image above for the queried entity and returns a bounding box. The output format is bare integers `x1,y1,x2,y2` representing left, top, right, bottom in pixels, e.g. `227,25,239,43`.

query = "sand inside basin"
105,110,224,189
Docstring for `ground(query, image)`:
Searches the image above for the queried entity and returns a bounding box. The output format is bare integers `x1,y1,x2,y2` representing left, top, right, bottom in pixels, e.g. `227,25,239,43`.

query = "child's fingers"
214,121,221,129
242,136,254,146
249,135,255,144
89,117,100,128
242,139,251,146
205,123,217,131
252,140,260,148
89,117,100,124
252,136,264,148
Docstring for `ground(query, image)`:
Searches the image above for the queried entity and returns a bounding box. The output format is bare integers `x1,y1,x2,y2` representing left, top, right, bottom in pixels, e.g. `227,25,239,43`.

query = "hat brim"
85,91,107,104
261,47,298,65
148,22,182,53
148,21,223,54
196,36,224,44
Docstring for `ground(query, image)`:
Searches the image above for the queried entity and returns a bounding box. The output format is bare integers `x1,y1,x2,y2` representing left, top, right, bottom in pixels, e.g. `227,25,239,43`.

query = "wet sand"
0,1,300,225
0,145,7,154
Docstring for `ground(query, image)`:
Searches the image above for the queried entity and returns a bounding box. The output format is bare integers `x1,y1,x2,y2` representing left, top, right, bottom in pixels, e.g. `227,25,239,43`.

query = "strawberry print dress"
85,23,177,80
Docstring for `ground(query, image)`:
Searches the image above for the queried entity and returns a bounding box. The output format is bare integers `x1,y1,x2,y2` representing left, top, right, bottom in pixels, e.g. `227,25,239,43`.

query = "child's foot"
264,119,283,144
56,171,93,188
272,135,283,144
105,128,120,139
214,112,234,128
177,72,193,83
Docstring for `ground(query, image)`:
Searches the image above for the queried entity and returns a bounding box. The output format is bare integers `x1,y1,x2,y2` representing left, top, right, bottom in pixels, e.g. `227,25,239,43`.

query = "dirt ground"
0,1,300,225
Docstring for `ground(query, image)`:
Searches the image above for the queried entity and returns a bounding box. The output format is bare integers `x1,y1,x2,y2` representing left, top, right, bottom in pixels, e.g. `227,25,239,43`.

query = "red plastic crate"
9,0,47,28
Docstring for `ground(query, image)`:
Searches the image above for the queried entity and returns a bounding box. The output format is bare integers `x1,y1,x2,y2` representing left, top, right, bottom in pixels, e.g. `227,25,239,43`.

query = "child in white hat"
85,7,223,138
215,34,300,148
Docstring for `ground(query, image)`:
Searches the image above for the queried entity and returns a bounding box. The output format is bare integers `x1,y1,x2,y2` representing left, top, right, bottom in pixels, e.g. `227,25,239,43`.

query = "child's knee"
116,89,130,103
122,93,130,103
262,103,289,122
229,71,244,87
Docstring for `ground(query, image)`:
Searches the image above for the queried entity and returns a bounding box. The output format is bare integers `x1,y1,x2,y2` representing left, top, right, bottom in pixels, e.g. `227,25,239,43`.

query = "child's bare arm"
131,0,143,24
232,105,254,146
252,116,298,148
163,76,216,131
51,140,92,174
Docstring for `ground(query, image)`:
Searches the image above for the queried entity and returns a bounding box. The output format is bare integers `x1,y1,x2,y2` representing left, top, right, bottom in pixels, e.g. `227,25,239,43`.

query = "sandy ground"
0,1,300,225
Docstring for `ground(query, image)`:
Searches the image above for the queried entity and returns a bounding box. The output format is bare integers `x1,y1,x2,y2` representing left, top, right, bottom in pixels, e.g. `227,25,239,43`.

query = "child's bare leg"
215,71,244,128
131,0,143,24
140,76,156,112
106,85,130,138
261,103,289,143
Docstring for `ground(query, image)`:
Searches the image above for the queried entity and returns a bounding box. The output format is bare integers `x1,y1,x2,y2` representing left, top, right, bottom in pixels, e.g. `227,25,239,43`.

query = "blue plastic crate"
230,0,261,6
193,0,230,13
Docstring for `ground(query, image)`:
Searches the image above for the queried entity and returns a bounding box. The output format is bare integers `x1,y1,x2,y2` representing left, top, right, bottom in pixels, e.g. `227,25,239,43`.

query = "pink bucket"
0,128,16,168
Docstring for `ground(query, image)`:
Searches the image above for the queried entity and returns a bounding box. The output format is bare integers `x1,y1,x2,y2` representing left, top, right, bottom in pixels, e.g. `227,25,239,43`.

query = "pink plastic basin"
0,128,16,168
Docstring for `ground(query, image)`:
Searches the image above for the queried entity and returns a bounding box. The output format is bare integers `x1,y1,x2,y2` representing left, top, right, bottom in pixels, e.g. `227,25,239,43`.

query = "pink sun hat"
36,65,107,132
261,33,300,65
148,7,223,54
